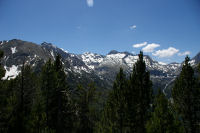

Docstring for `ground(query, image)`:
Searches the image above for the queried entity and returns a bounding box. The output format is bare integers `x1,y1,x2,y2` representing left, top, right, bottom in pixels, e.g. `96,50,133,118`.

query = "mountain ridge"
0,39,199,95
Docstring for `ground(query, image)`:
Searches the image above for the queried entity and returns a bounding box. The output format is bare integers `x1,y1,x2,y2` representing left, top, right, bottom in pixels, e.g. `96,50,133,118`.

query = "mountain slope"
1,39,199,93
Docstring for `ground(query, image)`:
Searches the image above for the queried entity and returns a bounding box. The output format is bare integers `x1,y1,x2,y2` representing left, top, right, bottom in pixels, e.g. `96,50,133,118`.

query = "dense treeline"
0,51,200,133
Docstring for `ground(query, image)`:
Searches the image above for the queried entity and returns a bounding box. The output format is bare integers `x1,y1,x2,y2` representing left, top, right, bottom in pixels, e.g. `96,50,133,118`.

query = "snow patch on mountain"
11,47,17,54
103,53,126,65
60,48,68,53
3,65,20,80
73,66,90,73
81,52,104,70
107,53,126,59
82,52,103,63
144,57,151,67
189,59,195,66
50,50,55,60
0,41,3,45
124,55,138,67
159,62,167,65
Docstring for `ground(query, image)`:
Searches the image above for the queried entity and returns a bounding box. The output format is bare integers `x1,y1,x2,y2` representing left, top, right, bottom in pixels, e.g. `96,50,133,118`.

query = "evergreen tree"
95,68,128,133
6,64,39,133
30,85,47,133
0,50,7,132
146,89,184,133
95,92,116,133
127,51,153,133
41,55,74,133
41,59,56,131
1,79,18,133
75,83,98,133
172,56,200,133
53,55,73,133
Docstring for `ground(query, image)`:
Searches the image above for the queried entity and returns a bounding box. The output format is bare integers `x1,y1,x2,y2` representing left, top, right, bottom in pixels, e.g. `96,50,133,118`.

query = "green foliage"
127,51,153,133
1,52,199,133
96,68,129,133
74,83,99,133
41,55,75,133
29,86,47,133
97,52,153,133
172,56,200,133
41,59,56,129
13,64,39,133
146,89,184,133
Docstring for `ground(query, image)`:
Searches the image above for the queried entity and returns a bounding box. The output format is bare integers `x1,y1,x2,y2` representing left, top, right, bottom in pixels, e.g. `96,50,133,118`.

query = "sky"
0,0,200,63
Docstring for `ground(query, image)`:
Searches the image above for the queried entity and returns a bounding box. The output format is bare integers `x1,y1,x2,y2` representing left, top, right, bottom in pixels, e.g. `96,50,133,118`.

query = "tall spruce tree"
146,89,184,133
128,51,153,133
8,64,38,133
0,50,7,132
75,83,98,133
172,56,200,133
5,78,18,133
41,55,74,133
0,53,20,132
41,59,56,131
30,83,47,133
109,68,128,133
96,68,128,133
53,54,73,133
112,68,128,133
197,63,200,132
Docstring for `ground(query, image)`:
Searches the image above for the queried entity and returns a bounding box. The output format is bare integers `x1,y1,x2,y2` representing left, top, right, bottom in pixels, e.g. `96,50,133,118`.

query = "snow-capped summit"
80,52,104,70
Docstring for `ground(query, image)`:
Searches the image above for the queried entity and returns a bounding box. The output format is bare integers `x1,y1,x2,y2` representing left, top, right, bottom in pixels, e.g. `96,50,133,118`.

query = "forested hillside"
0,50,200,133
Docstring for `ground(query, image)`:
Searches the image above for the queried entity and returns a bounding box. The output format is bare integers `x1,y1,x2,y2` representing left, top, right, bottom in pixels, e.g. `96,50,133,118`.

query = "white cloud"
86,0,94,7
142,43,160,52
133,42,147,48
129,25,136,30
178,51,190,56
153,47,179,58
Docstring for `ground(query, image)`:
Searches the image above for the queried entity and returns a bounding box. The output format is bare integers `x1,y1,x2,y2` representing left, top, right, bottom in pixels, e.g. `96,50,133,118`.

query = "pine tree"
53,54,73,133
128,51,153,133
30,85,47,133
195,63,200,131
5,64,38,133
41,59,58,132
0,50,7,132
95,68,128,133
41,55,74,133
172,56,200,133
109,68,128,133
146,89,184,133
75,83,98,133
95,93,116,133
1,79,17,133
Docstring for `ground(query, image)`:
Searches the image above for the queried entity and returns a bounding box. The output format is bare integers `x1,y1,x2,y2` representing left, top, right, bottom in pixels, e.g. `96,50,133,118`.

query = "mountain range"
0,39,200,96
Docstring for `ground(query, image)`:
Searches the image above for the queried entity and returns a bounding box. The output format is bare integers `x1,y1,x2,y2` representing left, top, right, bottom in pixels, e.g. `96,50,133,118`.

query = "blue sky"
0,0,200,63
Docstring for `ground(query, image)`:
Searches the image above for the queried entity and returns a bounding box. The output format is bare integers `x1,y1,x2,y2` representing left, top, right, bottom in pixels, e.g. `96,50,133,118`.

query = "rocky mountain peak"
107,50,120,55
1,39,199,92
